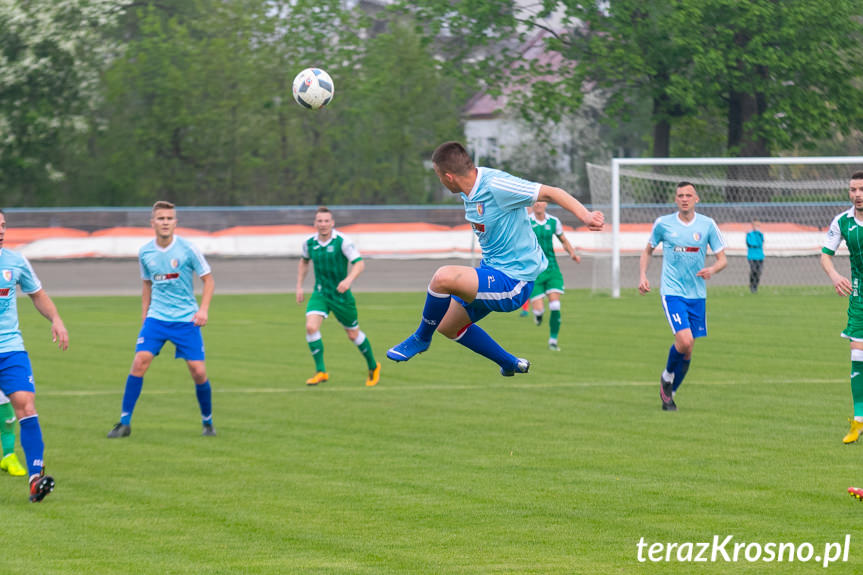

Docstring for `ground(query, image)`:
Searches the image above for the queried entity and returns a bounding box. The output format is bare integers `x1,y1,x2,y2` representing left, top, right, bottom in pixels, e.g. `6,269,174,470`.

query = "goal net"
586,157,863,297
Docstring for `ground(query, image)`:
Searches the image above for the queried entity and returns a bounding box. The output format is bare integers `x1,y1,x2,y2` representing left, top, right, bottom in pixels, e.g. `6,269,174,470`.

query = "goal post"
586,156,863,298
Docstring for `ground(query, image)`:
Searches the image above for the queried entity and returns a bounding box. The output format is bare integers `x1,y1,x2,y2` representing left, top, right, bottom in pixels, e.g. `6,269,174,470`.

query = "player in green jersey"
822,171,863,444
527,201,581,351
296,207,380,387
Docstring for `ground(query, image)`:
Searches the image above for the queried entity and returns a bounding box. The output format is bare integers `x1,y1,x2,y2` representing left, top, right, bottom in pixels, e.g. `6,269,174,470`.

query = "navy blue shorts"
661,295,707,338
453,264,533,323
0,351,35,395
136,317,205,361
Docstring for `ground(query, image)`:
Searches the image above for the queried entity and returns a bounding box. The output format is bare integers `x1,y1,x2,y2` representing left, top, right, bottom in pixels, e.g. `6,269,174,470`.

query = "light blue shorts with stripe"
453,263,533,323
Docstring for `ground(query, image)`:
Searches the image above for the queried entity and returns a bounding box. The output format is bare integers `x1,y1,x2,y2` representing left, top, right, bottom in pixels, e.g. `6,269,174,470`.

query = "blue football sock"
415,289,451,342
454,324,518,370
18,415,44,477
664,344,685,376
672,359,691,392
195,380,213,422
120,375,144,425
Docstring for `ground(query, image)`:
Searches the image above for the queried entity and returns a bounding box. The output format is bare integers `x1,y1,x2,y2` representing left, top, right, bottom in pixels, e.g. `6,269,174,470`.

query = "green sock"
550,310,561,340
308,339,326,372
853,361,863,417
0,402,15,457
358,337,377,370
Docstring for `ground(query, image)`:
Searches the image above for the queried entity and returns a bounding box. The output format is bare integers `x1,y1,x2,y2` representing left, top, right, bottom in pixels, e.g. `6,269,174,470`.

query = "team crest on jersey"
170,258,179,268
692,232,701,241
476,202,485,216
1,270,10,282
326,245,335,252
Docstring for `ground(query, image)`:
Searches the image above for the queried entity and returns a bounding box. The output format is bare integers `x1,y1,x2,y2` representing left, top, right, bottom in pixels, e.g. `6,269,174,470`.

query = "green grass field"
3,288,863,574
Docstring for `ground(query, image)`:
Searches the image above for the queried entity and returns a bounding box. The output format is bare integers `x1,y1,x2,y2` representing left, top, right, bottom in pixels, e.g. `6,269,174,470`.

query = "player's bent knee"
131,353,153,375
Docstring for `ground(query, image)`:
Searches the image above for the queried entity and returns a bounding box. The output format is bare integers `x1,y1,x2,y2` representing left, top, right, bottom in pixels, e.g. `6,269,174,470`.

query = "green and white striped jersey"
823,207,863,303
302,230,362,294
530,214,563,271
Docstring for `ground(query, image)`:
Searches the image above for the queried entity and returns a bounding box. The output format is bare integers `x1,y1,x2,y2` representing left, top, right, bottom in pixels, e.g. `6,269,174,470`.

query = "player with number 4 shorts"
639,182,727,411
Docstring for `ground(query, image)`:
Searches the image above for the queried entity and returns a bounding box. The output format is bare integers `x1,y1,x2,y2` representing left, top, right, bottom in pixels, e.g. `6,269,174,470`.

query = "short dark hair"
152,200,175,213
676,181,696,190
851,171,863,180
432,141,474,176
316,206,331,215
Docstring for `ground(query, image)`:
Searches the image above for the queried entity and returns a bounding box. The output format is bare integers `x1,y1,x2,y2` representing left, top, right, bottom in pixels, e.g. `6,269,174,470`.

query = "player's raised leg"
388,265,477,362
438,303,528,376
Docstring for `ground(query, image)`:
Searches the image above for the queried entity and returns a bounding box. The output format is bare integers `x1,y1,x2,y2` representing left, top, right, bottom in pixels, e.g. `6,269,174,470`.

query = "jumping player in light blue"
0,210,67,501
386,141,604,375
108,201,216,438
638,182,727,411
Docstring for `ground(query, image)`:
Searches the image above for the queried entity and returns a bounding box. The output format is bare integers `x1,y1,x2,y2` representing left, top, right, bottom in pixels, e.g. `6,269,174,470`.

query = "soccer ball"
292,68,334,110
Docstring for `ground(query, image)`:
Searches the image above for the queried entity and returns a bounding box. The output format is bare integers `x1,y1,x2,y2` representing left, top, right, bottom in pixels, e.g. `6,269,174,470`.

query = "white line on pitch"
38,378,840,397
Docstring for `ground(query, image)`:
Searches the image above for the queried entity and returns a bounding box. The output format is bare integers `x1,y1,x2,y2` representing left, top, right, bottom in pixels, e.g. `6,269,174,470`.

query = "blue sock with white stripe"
415,288,451,342
18,415,44,477
195,380,213,423
120,375,144,425
454,324,518,370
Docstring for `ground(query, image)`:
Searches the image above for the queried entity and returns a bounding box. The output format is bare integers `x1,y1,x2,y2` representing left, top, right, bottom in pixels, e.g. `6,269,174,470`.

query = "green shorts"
843,300,863,341
306,289,359,328
530,266,565,300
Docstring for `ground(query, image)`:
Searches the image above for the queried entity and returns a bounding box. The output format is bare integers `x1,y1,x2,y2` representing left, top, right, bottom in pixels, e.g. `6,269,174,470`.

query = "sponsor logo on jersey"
673,246,700,253
472,222,485,233
476,202,485,216
1,270,10,282
153,273,180,281
0,288,9,297
170,258,179,268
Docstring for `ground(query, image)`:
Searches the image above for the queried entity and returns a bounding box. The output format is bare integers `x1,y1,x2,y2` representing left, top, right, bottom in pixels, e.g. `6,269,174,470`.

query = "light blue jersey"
0,249,42,353
462,167,547,281
649,212,726,299
139,236,211,322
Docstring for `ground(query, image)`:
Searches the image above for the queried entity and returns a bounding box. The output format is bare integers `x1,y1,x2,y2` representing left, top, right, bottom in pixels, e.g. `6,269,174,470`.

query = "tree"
0,0,124,204
409,0,863,164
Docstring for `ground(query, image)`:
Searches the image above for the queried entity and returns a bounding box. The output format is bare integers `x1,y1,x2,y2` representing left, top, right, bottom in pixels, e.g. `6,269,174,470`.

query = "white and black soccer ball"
292,68,334,110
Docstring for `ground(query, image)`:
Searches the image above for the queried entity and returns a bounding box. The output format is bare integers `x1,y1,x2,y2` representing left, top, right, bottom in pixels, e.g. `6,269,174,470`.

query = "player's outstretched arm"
337,259,365,294
28,290,68,351
193,273,214,327
537,185,604,231
638,243,655,294
821,252,853,296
